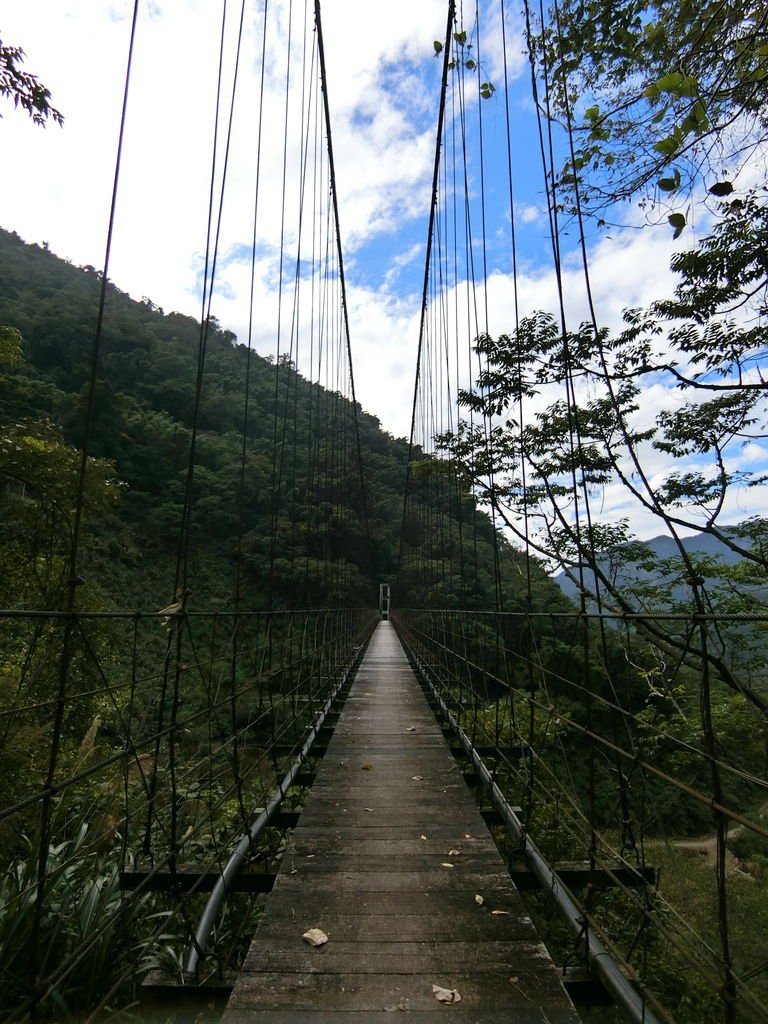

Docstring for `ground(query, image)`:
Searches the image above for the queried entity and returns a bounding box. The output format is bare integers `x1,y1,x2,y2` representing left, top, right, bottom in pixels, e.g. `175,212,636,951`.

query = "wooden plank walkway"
222,621,581,1023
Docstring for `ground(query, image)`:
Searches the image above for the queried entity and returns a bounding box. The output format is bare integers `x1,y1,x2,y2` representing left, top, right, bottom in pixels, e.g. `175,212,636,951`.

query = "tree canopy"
533,0,767,230
432,0,768,717
0,33,62,126
0,226,545,614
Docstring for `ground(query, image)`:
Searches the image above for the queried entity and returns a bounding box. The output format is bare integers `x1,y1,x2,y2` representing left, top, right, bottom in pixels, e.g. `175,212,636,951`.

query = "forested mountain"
0,226,556,614
556,530,752,600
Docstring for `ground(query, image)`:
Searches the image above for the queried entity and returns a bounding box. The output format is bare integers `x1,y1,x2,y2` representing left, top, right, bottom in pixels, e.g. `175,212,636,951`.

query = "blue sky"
1,0,765,538
0,2,657,411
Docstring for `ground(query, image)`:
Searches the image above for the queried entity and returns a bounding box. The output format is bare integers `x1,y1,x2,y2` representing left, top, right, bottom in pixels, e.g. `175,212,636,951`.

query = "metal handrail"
184,634,371,976
402,638,666,1024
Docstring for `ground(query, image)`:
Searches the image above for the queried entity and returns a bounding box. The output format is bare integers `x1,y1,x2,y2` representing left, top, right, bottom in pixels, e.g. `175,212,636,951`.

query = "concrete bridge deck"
222,621,580,1022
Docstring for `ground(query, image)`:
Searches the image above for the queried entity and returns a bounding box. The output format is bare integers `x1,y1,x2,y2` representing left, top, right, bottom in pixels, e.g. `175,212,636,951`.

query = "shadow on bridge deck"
221,621,580,1022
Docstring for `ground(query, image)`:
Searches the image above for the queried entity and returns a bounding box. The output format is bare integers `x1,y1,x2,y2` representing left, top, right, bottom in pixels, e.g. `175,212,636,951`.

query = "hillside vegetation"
0,226,555,615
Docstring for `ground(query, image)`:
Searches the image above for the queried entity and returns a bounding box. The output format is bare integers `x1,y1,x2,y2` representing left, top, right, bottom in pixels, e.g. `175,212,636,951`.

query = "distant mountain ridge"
555,528,749,603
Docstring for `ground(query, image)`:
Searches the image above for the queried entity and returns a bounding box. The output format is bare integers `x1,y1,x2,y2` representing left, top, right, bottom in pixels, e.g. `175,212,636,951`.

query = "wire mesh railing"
393,607,768,1024
0,604,377,1020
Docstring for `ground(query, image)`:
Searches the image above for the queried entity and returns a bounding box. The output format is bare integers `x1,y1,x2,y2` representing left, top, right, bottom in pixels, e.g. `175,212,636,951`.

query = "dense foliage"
426,5,768,1017
436,0,768,722
0,226,533,616
0,32,63,127
0,225,566,1016
535,0,767,233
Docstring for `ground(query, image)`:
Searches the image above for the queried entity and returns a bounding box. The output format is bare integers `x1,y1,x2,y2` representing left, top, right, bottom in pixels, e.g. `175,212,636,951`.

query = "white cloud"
383,242,425,288
518,204,542,224
0,1,446,298
479,0,527,84
1,0,763,541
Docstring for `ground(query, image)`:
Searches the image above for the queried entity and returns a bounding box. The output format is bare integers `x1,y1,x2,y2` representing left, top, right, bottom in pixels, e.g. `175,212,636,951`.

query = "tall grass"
0,823,163,1018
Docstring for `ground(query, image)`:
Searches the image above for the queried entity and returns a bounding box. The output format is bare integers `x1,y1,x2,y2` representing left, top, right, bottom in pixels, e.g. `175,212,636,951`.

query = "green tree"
0,34,63,125
535,0,767,228
436,196,768,713
460,1,767,711
0,325,21,365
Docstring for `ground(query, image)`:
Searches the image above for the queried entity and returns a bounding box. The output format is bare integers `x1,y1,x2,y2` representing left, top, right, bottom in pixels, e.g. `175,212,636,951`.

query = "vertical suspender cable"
30,2,141,1002
314,0,374,586
399,0,456,576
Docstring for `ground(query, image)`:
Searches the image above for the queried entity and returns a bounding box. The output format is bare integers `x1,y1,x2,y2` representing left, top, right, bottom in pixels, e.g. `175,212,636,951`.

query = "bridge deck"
222,621,580,1022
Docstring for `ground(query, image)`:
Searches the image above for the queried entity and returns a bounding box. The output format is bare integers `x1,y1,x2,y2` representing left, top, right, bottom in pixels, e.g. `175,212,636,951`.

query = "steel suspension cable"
30,1,142,998
314,0,374,585
399,0,456,577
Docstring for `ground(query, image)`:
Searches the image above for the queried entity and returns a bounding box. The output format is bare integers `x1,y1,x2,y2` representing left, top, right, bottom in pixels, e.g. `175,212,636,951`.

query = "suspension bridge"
217,621,581,1021
0,1,766,1023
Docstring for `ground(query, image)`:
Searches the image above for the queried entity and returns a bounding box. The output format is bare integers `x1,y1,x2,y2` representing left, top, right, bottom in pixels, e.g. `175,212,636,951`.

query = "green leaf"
680,100,708,136
653,71,698,97
654,134,679,156
584,105,600,120
708,181,734,197
677,75,699,98
655,71,683,92
668,212,686,239
433,40,443,54
658,176,678,192
453,30,467,44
